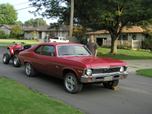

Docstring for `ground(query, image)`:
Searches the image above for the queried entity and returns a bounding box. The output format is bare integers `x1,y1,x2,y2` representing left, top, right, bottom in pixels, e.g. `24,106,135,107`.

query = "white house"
23,25,69,41
0,25,11,35
87,26,145,49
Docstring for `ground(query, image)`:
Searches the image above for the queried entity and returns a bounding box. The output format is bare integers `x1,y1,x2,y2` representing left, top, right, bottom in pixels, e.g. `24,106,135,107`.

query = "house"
0,25,11,35
87,26,145,49
23,25,69,41
23,26,50,40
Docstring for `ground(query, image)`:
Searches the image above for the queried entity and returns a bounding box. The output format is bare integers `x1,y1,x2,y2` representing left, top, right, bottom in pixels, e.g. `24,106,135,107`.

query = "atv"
2,42,31,67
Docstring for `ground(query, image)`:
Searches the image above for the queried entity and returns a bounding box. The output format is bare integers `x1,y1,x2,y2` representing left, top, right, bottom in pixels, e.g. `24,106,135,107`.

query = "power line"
13,2,29,6
16,6,33,11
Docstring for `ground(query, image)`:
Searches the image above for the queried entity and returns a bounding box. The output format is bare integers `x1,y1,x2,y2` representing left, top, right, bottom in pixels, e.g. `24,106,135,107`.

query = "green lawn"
0,39,39,46
136,69,152,78
0,77,83,114
98,48,152,60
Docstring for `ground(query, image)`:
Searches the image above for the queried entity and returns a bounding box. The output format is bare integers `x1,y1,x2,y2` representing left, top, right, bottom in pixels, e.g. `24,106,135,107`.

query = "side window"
41,46,55,56
35,46,43,54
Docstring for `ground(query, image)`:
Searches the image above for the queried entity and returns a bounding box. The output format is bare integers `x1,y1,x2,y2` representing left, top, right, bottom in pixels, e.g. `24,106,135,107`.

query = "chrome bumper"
80,71,128,83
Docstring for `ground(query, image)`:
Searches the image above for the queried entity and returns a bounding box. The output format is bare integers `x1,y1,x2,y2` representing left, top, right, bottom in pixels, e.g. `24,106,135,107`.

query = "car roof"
38,42,83,46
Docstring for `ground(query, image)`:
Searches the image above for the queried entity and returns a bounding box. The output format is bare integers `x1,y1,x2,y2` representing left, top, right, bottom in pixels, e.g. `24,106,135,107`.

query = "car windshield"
58,45,91,56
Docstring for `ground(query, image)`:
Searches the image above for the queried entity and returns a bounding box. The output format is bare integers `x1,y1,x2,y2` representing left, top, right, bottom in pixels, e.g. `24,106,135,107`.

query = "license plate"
104,76,113,81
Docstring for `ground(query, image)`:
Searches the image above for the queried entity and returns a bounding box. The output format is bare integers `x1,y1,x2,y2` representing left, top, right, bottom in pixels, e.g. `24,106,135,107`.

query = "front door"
33,45,58,76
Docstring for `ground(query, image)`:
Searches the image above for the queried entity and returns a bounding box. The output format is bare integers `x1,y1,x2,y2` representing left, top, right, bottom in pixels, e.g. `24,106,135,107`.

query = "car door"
32,45,58,76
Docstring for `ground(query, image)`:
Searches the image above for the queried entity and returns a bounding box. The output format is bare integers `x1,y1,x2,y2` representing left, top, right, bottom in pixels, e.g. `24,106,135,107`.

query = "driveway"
0,48,152,114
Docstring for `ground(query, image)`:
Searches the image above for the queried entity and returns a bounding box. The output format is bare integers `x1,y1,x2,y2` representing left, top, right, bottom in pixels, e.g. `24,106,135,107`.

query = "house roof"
122,26,144,33
87,26,144,35
23,25,69,32
0,24,12,30
23,26,50,32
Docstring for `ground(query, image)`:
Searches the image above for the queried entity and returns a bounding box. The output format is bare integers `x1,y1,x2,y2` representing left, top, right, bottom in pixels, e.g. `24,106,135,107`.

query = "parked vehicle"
2,42,31,67
49,36,69,43
19,42,128,93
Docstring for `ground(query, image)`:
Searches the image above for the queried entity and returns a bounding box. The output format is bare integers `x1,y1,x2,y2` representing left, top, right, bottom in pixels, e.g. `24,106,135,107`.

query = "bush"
0,30,9,39
142,37,152,51
10,25,23,39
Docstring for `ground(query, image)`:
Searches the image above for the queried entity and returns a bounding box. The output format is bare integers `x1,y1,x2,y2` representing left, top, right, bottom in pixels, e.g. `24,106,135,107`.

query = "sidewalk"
125,60,152,72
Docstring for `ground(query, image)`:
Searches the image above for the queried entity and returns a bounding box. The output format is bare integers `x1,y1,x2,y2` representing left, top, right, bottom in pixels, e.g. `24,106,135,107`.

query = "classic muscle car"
19,42,128,93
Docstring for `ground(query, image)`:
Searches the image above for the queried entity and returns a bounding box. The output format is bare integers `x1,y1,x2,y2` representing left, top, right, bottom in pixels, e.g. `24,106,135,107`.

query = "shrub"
0,30,9,39
10,25,23,39
142,37,152,51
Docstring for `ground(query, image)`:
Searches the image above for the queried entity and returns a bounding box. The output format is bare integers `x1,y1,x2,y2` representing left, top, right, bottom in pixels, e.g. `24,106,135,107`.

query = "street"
0,48,152,114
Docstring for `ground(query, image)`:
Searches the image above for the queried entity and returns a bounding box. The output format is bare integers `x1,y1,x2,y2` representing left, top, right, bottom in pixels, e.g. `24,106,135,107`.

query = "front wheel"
2,53,10,64
13,55,21,67
103,80,119,89
25,63,36,77
64,73,83,94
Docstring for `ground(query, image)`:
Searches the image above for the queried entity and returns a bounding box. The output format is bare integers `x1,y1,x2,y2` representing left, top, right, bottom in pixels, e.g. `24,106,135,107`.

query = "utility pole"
69,0,74,38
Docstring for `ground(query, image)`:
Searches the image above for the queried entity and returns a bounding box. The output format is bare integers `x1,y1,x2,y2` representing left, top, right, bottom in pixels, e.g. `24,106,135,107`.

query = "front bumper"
80,71,128,83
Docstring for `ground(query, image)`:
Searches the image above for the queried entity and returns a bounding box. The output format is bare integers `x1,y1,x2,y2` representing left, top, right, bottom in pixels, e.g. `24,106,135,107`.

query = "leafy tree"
24,18,47,27
0,3,17,24
29,0,152,54
10,25,23,39
15,21,23,26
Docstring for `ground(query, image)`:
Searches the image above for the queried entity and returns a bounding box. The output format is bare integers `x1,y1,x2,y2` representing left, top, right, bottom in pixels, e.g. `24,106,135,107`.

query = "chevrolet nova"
19,42,128,93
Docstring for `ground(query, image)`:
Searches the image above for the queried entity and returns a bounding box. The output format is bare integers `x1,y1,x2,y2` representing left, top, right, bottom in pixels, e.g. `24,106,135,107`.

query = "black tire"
103,80,119,89
25,63,36,77
64,72,83,94
2,53,10,64
13,55,21,67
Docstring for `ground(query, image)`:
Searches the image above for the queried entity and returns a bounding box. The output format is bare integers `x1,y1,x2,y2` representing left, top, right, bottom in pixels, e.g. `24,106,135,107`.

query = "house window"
132,34,136,40
119,34,128,40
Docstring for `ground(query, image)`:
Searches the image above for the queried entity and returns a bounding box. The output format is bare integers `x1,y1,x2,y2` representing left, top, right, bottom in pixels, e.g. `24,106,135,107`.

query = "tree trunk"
110,35,118,54
69,0,74,38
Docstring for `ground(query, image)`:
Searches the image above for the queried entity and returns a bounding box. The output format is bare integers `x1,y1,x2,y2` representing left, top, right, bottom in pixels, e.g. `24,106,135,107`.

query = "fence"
103,40,142,49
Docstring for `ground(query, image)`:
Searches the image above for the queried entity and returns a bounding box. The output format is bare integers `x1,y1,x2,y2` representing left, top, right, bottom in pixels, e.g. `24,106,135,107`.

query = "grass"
0,77,83,114
97,47,152,60
0,39,39,46
136,69,152,78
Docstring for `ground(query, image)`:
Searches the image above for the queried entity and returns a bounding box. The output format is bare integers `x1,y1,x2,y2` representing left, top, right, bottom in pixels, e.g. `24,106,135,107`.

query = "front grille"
92,67,120,74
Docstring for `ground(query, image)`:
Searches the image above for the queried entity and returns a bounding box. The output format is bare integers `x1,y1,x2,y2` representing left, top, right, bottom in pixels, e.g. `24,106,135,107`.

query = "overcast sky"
0,0,57,24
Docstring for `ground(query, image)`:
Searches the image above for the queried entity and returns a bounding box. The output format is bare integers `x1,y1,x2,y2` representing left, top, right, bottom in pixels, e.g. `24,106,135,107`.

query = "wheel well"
63,69,77,78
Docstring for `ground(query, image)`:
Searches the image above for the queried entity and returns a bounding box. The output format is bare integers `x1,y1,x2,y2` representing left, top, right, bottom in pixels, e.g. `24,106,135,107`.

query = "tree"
24,18,47,27
29,0,152,54
10,25,23,39
0,3,17,24
15,21,23,26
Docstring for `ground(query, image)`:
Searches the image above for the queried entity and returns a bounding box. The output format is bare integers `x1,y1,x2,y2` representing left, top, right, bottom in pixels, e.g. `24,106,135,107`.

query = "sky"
0,0,57,24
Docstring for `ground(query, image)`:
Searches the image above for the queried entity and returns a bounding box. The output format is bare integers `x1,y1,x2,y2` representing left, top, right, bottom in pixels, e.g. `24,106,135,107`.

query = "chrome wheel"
64,73,83,93
65,75,76,92
25,63,31,76
25,63,36,77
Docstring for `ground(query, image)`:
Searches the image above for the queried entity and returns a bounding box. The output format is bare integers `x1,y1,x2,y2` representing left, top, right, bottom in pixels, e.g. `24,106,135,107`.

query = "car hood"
62,56,127,68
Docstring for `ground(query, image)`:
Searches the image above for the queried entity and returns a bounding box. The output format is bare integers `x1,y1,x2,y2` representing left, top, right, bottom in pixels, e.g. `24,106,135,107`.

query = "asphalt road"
0,47,152,114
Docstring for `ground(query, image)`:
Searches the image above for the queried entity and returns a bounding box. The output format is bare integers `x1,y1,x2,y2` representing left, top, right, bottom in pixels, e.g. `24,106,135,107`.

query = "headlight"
86,69,92,76
120,66,124,72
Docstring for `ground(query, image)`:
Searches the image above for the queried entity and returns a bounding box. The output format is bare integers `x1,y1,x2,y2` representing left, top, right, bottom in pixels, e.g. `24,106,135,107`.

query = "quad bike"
2,42,31,67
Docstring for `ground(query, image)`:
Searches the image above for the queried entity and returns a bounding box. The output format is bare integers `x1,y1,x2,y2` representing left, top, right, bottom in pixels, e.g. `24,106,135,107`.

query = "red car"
19,42,128,93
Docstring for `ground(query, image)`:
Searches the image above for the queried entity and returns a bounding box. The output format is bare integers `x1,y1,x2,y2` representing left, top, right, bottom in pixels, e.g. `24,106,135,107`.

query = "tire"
2,53,10,64
13,55,21,67
64,72,83,94
25,63,36,77
103,80,119,89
